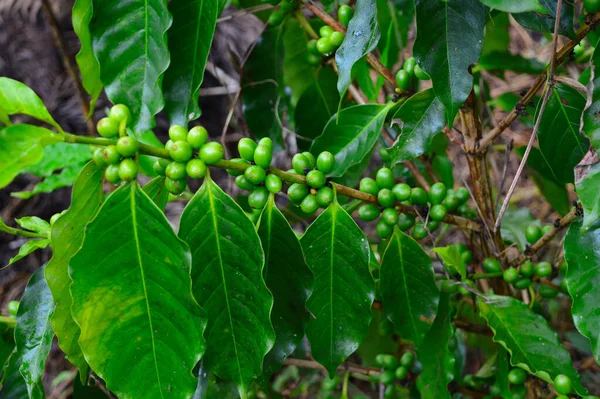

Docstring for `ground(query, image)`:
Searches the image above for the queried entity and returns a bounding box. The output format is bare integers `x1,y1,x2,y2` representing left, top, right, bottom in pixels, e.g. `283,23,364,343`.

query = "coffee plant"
5,0,600,397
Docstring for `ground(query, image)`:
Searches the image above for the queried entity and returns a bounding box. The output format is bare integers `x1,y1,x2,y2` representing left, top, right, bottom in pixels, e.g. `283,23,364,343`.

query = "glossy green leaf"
335,0,380,102
0,327,14,373
564,220,600,364
577,163,600,231
537,83,589,185
72,0,102,116
0,124,63,189
311,104,392,177
380,228,439,345
45,161,103,379
143,176,169,211
6,240,50,268
163,0,218,126
178,173,274,397
482,12,510,56
300,200,375,375
416,293,454,399
377,0,413,71
0,78,61,131
413,0,485,125
433,245,466,280
389,88,446,165
478,295,587,395
283,18,313,107
584,37,600,151
478,51,545,74
15,217,50,236
354,59,378,102
257,195,313,376
90,0,172,133
1,353,28,398
12,267,54,399
241,25,285,148
295,68,339,150
70,183,205,398
478,0,546,13
491,347,512,399
12,164,87,200
513,0,576,39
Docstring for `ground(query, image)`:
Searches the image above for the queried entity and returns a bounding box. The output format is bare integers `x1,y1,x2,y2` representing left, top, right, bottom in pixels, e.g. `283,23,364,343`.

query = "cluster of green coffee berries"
232,137,278,209
524,223,553,244
267,0,296,26
153,124,224,195
306,26,346,65
375,352,417,398
501,259,554,290
286,151,335,214
394,57,430,91
357,172,471,239
93,104,141,185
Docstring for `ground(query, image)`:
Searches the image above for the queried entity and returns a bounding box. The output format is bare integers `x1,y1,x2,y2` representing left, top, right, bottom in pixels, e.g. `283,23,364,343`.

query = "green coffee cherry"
265,174,282,194
554,374,572,395
428,182,447,205
381,354,399,369
93,148,106,166
514,277,532,289
307,53,322,65
200,142,224,164
166,162,187,180
259,137,274,149
379,146,391,162
307,39,319,55
542,225,552,235
397,213,415,230
165,178,186,195
238,138,257,161
508,368,527,385
381,208,399,225
403,57,416,75
455,187,470,204
236,175,255,191
169,124,188,142
249,187,269,209
279,0,294,12
186,159,207,179
316,151,335,173
316,37,334,54
306,169,326,188
378,189,395,208
105,164,121,185
165,140,174,151
483,258,501,273
429,204,447,221
414,64,430,80
428,220,440,232
534,261,553,277
395,366,408,380
525,225,542,244
395,69,410,90
109,104,131,124
539,284,559,298
101,145,121,165
410,187,428,205
400,352,415,368
292,153,311,174
359,177,378,195
316,186,334,207
301,194,319,214
245,165,267,185
254,144,273,169
97,117,119,138
268,10,284,25
288,183,309,204
441,280,459,293
503,267,519,283
7,301,19,317
338,4,354,27
153,158,170,176
376,219,393,238
520,260,534,277
187,126,208,149
443,193,459,211
302,151,316,168
376,167,394,189
170,140,193,163
358,204,380,221
392,183,411,201
330,31,344,47
319,25,334,38
413,222,427,240
118,159,138,181
116,137,139,157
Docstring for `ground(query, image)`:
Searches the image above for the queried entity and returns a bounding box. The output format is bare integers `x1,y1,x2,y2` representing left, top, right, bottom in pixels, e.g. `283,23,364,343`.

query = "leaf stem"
294,10,319,39
0,224,48,239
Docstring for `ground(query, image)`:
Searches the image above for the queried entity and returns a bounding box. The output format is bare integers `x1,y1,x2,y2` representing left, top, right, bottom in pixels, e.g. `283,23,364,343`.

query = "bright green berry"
413,222,427,240
245,165,267,184
534,261,553,277
376,167,394,189
382,208,399,225
379,146,391,162
376,219,393,238
400,352,415,367
319,25,334,38
508,368,527,385
186,159,207,179
455,187,470,204
429,204,447,221
358,204,380,221
307,53,322,65
554,375,572,395
105,164,121,185
397,213,415,230
101,145,121,165
249,187,269,209
441,280,459,293
403,57,417,76
165,140,174,151
395,69,410,90
379,369,395,385
170,140,193,163
116,136,139,157
585,0,600,13
258,137,273,149
414,64,430,80
238,138,257,161
378,189,395,208
428,182,447,205
166,162,187,180
542,225,552,235
428,220,440,232
187,126,208,149
288,183,309,204
302,152,316,168
306,169,326,188
359,177,378,195
483,258,501,273
7,301,19,317
443,193,459,211
118,158,138,181
200,142,224,164
265,174,282,194
97,117,119,138
410,187,428,205
520,260,534,277
93,148,106,166
381,354,398,369
254,144,273,168
268,10,284,25
301,194,319,214
235,175,255,191
307,39,319,55
461,250,473,265
153,158,170,176
108,104,131,124
316,37,334,54
322,375,340,391
392,183,411,201
316,151,335,173
330,31,344,47
514,277,532,289
395,366,408,380
525,225,542,244
169,124,188,142
292,153,311,174
503,267,519,283
279,0,294,12
316,186,334,207
338,4,354,27
165,178,186,195
539,284,559,298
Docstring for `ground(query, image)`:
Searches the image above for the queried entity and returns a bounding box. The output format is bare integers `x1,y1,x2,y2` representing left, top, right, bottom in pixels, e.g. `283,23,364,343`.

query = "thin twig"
494,0,563,232
216,4,274,23
283,358,381,376
494,139,513,211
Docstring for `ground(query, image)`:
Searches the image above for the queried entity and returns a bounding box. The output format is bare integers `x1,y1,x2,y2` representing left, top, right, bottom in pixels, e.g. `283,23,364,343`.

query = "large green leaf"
295,68,340,149
11,267,54,399
478,0,546,13
6,240,50,268
0,78,61,131
537,83,589,185
564,220,600,363
283,18,313,107
0,327,14,375
90,0,172,133
584,37,600,151
377,0,413,71
433,245,466,280
300,200,375,375
163,0,218,126
241,25,285,148
1,351,28,398
389,88,446,165
0,124,63,189
513,0,576,39
311,104,392,177
416,293,455,399
72,0,102,116
335,0,380,102
143,176,169,211
70,183,205,398
478,295,587,395
178,174,274,397
380,228,439,345
257,195,313,376
45,161,104,378
413,0,485,125
482,12,510,56
577,164,600,231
